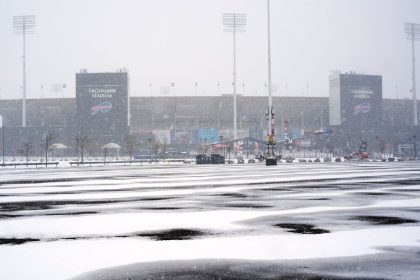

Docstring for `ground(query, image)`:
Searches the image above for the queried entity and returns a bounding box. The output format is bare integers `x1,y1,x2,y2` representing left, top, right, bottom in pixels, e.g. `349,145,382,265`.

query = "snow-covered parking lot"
1,162,420,279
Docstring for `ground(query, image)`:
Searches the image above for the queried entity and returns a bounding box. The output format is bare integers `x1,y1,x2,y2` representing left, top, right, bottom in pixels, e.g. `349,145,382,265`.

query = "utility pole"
222,13,246,141
404,22,420,126
13,15,36,127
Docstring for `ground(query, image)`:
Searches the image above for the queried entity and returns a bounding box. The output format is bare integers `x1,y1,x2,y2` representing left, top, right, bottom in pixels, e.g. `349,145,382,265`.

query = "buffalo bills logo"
91,101,112,115
353,101,371,115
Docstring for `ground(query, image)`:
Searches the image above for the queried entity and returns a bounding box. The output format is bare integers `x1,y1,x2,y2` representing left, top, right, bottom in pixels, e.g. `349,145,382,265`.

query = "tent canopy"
102,143,121,149
50,143,68,149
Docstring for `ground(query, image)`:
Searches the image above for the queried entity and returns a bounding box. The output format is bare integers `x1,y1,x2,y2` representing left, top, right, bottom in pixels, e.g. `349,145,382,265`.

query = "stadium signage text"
351,88,374,99
89,88,117,98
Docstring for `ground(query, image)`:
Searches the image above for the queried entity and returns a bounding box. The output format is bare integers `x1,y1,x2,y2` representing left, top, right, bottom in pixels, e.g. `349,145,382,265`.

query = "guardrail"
0,162,59,168
69,158,193,167
70,160,146,167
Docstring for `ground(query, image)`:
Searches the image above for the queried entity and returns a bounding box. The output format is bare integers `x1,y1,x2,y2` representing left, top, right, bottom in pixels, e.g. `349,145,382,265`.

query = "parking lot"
0,162,419,279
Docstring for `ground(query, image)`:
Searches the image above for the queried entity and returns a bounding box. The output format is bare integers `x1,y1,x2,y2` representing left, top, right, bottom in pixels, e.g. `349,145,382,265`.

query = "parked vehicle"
211,153,225,164
196,154,211,164
196,153,225,164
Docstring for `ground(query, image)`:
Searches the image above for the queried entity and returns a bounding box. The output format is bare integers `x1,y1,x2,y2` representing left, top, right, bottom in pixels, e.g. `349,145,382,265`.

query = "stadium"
0,70,418,158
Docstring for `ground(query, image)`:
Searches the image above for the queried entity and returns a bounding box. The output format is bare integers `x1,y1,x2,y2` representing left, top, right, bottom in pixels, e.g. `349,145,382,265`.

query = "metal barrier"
0,162,59,168
69,159,191,166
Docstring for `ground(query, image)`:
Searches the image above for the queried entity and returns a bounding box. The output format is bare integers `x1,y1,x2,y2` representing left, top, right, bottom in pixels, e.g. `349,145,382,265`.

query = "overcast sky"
0,0,419,100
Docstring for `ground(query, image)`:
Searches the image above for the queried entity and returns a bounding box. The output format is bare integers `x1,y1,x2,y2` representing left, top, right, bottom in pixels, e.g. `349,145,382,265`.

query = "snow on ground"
0,162,420,280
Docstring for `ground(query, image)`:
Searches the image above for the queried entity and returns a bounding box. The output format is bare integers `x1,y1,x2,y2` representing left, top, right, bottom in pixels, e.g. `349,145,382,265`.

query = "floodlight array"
405,22,420,41
13,15,36,34
222,13,246,32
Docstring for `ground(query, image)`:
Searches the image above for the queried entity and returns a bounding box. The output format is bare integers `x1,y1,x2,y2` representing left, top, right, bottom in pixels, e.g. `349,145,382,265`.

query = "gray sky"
0,0,419,99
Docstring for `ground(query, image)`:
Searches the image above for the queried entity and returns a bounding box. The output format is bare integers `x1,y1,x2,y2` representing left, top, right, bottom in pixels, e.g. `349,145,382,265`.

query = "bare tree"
161,138,167,160
76,127,90,164
77,134,89,164
152,140,160,158
123,133,137,162
103,146,108,165
41,131,55,167
21,140,34,165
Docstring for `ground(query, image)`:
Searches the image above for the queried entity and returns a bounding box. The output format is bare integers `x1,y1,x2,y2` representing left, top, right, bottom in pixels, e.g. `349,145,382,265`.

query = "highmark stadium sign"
76,72,129,137
340,74,382,128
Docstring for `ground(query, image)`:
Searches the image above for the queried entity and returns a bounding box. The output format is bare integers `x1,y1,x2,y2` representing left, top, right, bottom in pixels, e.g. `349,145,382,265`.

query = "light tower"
404,22,420,126
222,13,246,142
13,15,36,128
265,0,277,166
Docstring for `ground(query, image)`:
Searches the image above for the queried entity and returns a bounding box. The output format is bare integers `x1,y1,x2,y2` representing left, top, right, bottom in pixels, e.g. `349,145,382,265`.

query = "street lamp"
13,15,36,128
222,13,246,141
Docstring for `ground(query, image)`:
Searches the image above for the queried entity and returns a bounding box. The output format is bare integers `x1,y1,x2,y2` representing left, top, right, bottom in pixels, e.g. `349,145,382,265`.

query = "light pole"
301,83,309,131
285,82,289,118
404,22,420,126
13,15,36,128
2,126,4,166
265,0,277,165
171,82,175,95
222,13,246,141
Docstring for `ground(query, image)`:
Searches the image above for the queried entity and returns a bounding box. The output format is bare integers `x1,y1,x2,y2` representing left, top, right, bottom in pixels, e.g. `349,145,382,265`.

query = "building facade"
0,72,418,157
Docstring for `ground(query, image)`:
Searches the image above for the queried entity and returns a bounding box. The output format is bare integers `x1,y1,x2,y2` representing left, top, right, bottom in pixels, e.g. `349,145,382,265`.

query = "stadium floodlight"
13,15,36,127
404,22,420,126
222,13,246,141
